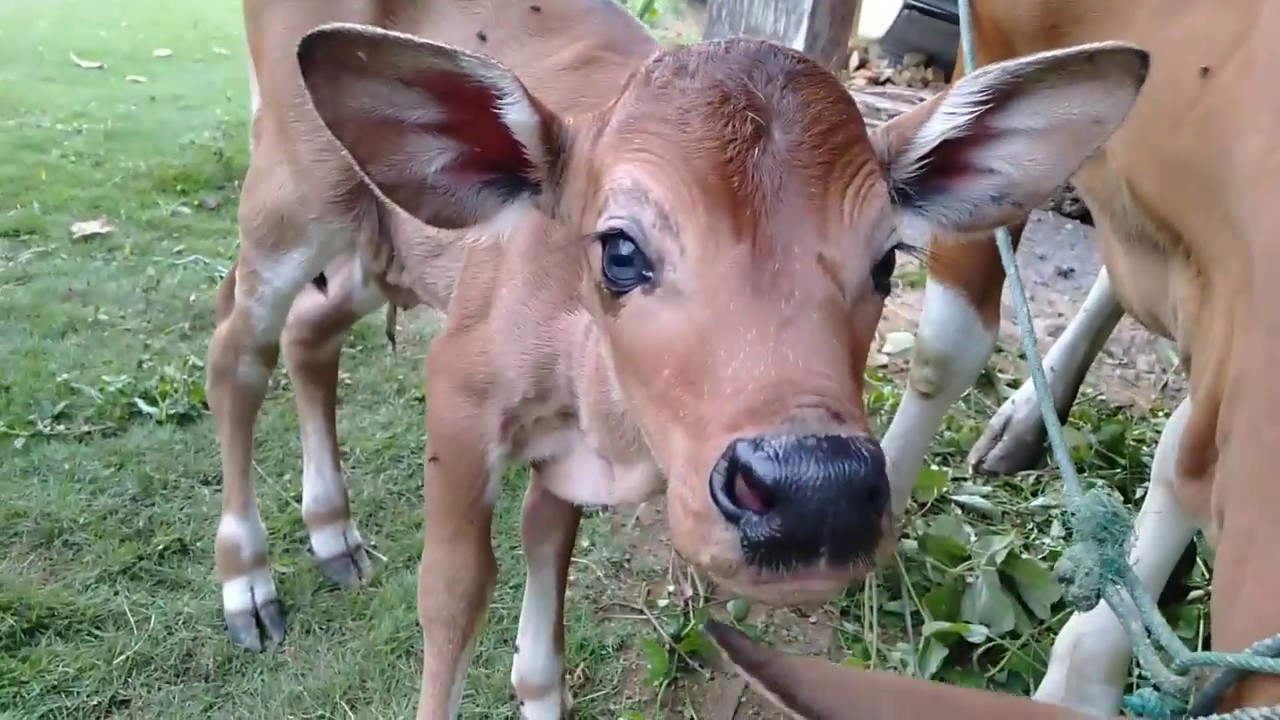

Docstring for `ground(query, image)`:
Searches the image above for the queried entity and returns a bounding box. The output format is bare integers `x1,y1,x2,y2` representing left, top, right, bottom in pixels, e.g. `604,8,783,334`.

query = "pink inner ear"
407,69,536,185
919,115,997,189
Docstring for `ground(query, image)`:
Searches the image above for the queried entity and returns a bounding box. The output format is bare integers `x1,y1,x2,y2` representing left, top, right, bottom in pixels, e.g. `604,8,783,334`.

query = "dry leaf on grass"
152,48,172,58
125,75,148,83
70,218,115,240
69,51,105,70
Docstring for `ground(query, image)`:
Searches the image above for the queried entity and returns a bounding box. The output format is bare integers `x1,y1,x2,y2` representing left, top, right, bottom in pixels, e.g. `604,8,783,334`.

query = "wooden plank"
701,0,863,71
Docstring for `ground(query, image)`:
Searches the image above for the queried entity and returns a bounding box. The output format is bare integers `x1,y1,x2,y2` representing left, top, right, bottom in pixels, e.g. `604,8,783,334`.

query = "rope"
952,1,1280,717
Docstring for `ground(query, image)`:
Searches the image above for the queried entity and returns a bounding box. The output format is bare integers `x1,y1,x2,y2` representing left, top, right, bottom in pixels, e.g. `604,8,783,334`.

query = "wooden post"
701,0,863,72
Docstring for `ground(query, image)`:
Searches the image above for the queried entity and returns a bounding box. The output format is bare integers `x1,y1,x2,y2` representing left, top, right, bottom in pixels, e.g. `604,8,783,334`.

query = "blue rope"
953,1,1280,716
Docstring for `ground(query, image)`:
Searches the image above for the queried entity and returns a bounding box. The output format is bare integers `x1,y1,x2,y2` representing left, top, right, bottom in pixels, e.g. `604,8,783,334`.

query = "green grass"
0,1,1206,718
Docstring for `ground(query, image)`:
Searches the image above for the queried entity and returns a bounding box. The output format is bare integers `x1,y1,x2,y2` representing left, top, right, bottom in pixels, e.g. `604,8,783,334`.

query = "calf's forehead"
595,39,882,236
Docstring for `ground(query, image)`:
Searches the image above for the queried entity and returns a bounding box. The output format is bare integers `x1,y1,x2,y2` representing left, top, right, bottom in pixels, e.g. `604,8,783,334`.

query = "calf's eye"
598,228,654,295
871,247,897,296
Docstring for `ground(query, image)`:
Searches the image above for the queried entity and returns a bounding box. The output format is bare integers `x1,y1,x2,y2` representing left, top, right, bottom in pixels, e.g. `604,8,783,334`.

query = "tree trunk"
701,0,862,72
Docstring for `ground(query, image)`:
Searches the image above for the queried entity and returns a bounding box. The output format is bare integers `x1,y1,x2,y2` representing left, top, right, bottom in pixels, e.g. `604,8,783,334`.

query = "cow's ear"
298,22,569,230
871,41,1148,235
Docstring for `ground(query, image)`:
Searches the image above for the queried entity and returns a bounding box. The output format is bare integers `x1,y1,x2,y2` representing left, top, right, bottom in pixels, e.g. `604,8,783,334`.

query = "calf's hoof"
316,543,374,588
517,688,574,720
966,397,1050,475
225,599,287,652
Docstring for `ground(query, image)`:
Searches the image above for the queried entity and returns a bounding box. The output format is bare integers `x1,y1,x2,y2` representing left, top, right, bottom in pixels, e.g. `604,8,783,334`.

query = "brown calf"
212,0,1148,716
879,0,1280,715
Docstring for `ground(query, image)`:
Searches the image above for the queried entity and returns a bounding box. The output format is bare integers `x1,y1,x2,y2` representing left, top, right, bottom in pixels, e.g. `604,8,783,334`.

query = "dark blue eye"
599,229,654,295
871,247,896,296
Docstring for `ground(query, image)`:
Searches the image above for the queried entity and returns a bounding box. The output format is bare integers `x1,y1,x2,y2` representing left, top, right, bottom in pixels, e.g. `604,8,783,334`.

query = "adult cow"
210,0,1148,716
879,0,1280,715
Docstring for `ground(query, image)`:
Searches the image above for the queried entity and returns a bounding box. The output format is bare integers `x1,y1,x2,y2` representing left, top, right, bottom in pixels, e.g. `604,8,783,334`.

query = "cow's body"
219,0,660,710
213,0,1149,717
882,0,1280,713
219,0,655,643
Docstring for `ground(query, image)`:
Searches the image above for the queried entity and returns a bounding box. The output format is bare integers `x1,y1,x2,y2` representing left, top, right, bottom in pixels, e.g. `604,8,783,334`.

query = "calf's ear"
871,42,1149,236
297,22,568,230
704,620,1095,720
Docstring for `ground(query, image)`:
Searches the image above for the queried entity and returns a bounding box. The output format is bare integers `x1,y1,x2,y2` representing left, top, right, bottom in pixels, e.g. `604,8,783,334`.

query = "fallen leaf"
922,620,991,645
950,494,1001,518
961,568,1017,636
879,330,915,356
152,48,172,58
70,51,105,70
1003,555,1062,621
912,466,948,503
125,75,148,83
70,218,115,240
867,351,889,367
916,636,951,679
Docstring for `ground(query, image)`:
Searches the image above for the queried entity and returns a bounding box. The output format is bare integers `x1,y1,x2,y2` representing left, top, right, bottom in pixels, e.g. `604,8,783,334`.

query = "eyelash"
893,241,928,261
872,241,927,297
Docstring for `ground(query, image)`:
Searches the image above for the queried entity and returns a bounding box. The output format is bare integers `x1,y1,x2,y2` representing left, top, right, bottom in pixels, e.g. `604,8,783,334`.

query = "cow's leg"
968,267,1123,475
510,473,581,719
1033,396,1197,716
417,340,500,720
209,188,342,650
882,225,1024,515
281,255,386,587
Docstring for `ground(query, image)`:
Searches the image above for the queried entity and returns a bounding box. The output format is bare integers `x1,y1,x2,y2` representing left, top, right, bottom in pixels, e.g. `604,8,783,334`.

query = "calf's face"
298,27,1148,604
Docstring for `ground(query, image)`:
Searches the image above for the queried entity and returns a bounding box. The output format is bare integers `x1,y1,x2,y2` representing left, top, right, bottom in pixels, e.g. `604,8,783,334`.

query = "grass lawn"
0,1,1206,718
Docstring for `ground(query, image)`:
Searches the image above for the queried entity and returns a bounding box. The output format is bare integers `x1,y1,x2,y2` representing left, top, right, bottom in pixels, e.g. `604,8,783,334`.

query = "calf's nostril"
859,468,889,514
710,444,779,523
732,468,775,514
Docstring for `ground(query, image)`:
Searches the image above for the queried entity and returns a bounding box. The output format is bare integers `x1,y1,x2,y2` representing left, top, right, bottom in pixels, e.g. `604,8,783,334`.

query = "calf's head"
298,27,1147,603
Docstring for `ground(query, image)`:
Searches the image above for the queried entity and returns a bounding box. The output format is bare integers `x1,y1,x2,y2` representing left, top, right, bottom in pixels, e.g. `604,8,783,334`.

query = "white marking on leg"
447,634,480,720
241,230,349,340
221,568,278,614
301,419,348,516
511,548,564,720
247,53,261,121
309,521,363,561
968,267,1122,470
882,280,995,515
217,512,276,612
510,455,586,720
295,354,365,562
1034,397,1198,716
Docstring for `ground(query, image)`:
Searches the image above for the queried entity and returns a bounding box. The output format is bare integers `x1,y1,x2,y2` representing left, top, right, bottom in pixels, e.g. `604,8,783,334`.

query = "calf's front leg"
417,356,501,720
210,212,344,650
282,257,386,587
511,473,581,719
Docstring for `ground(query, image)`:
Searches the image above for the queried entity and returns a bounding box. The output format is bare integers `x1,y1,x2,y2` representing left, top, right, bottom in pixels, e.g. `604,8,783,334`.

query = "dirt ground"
889,209,1186,409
